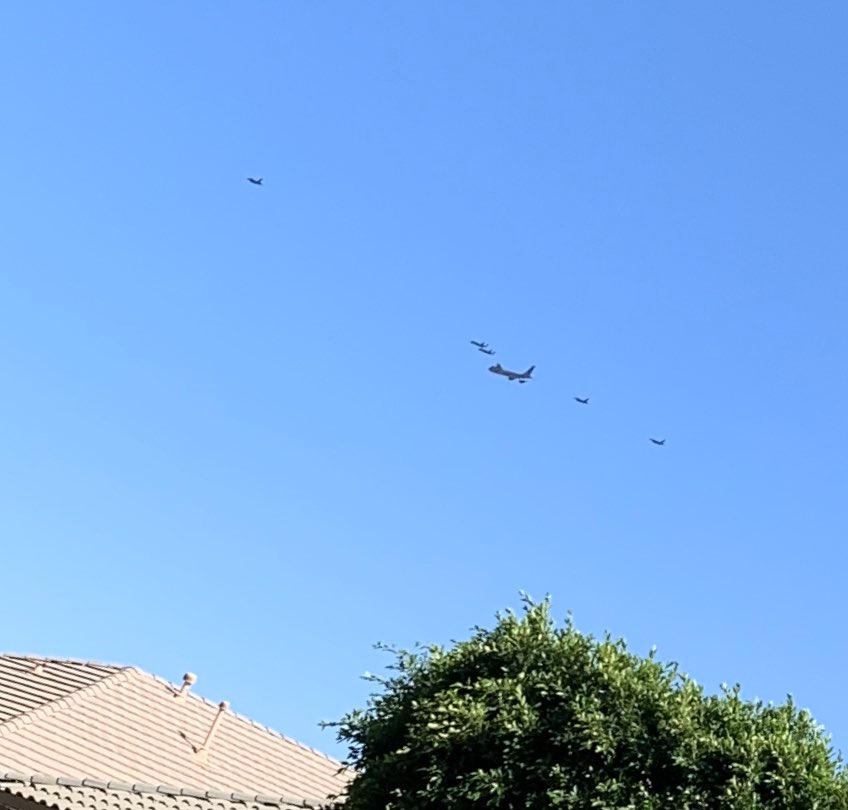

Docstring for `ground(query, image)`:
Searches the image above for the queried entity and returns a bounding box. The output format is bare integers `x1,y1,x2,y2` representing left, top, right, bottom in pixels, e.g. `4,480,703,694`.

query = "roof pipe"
174,672,197,700
195,700,229,762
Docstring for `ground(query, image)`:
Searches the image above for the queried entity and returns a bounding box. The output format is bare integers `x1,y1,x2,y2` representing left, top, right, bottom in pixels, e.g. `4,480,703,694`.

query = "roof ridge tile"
80,779,109,790
56,778,84,788
202,790,230,801
131,784,160,794
254,794,285,805
23,774,56,785
104,781,135,792
0,773,339,808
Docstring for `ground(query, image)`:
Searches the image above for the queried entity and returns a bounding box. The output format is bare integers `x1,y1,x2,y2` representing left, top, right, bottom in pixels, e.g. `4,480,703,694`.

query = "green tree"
328,596,847,809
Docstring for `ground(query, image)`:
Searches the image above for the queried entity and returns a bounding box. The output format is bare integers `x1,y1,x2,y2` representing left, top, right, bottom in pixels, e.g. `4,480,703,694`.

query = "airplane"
574,397,590,404
470,340,489,348
478,347,496,355
649,438,666,446
247,177,263,185
489,363,535,384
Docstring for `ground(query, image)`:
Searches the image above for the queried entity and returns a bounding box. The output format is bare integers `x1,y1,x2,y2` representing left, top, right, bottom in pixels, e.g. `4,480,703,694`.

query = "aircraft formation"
471,340,536,384
244,178,667,448
470,340,666,446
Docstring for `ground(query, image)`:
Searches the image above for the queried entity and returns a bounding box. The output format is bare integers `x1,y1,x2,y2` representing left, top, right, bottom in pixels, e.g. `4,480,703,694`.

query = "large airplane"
650,438,666,446
489,363,535,384
470,340,489,348
478,347,496,355
247,177,263,185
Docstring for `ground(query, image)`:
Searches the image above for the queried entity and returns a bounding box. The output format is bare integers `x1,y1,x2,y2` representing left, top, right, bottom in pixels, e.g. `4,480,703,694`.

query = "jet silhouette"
650,438,666,446
247,177,263,185
574,397,589,404
489,363,535,384
478,348,496,355
470,340,488,348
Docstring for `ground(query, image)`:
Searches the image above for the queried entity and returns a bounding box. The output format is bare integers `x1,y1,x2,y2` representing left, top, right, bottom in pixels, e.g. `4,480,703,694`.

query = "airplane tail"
525,365,535,376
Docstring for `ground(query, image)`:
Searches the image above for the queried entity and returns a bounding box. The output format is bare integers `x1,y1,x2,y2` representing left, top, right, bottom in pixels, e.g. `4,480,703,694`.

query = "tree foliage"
328,596,847,809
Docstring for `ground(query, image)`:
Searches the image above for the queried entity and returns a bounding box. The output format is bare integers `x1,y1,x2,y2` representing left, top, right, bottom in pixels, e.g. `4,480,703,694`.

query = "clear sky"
2,2,846,763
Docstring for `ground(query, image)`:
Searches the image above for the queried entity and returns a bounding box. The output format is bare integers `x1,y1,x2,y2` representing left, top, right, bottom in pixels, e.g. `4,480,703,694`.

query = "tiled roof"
0,773,332,810
0,656,350,805
0,657,124,723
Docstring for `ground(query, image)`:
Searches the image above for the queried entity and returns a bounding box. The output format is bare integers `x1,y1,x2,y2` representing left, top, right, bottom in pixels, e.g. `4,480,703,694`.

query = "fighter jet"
650,438,666,446
489,363,535,384
478,347,496,355
247,177,263,185
470,340,489,349
574,397,590,404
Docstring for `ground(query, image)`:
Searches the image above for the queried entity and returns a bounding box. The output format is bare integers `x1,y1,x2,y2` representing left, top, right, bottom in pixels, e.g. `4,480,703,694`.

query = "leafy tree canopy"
328,595,847,810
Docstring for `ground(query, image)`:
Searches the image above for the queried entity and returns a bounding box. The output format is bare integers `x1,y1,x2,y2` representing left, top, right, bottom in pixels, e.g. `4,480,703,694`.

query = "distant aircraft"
650,438,666,446
574,397,590,404
247,177,263,185
470,340,489,348
489,363,535,384
478,347,496,355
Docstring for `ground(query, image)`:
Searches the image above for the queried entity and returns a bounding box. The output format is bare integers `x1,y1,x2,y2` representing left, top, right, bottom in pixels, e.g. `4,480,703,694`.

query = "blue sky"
2,2,846,762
